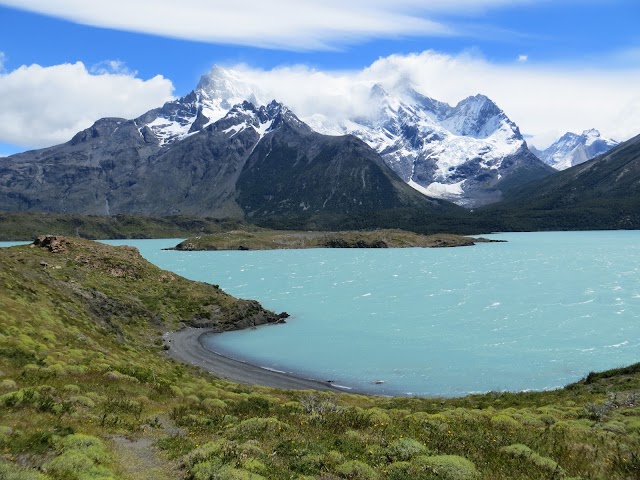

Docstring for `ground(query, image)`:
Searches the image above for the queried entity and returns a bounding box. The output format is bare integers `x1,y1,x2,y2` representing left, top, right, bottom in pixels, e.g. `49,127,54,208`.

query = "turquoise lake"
4,231,639,396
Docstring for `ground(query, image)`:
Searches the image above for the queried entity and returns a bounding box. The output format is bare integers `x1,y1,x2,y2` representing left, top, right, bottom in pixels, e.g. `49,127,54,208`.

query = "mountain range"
531,129,618,170
0,98,454,222
0,65,635,230
133,66,556,207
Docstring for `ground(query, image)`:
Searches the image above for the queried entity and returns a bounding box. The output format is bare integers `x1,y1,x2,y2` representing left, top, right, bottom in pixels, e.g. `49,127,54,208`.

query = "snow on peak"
535,128,619,170
196,65,264,109
137,66,268,147
582,128,608,147
442,94,517,140
213,99,303,142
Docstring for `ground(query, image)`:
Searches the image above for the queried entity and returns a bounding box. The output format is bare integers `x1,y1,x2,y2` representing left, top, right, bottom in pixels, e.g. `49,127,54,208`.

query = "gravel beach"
164,327,349,392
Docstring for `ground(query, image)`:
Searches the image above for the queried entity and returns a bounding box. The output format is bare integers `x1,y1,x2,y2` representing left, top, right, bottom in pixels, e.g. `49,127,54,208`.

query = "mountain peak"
196,65,261,106
443,93,517,139
196,65,237,91
536,128,619,170
582,128,600,137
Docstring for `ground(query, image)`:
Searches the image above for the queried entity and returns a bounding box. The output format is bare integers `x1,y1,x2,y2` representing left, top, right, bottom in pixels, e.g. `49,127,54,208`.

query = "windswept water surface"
94,232,640,396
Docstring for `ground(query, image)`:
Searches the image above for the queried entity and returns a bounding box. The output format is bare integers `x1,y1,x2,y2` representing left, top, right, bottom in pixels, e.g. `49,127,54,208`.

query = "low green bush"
501,444,563,475
228,417,288,439
412,455,479,480
386,437,428,462
335,460,378,479
0,461,49,480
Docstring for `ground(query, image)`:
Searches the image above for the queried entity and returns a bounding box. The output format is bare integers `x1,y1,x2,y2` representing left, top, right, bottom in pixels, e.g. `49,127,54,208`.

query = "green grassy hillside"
1,238,639,479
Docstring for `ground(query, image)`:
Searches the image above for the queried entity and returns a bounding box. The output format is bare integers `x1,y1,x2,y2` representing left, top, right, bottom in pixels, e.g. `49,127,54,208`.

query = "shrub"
189,459,224,480
325,451,346,466
0,461,49,480
236,441,265,458
335,460,378,479
0,379,17,390
490,414,520,430
182,440,225,469
409,412,449,433
385,461,411,480
190,463,265,480
501,444,563,475
292,454,325,474
69,396,96,409
240,458,266,474
170,385,185,398
0,425,13,443
366,408,391,427
299,393,345,418
58,434,109,463
202,398,228,411
412,455,479,480
228,417,288,439
386,437,428,462
583,402,612,422
602,421,626,434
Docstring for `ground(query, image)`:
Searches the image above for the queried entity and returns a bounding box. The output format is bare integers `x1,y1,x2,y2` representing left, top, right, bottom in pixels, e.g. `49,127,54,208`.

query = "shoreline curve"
164,327,363,394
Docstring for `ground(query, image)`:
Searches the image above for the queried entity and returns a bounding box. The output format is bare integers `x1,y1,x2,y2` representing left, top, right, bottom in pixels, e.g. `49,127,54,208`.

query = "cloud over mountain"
0,61,174,148
220,51,640,149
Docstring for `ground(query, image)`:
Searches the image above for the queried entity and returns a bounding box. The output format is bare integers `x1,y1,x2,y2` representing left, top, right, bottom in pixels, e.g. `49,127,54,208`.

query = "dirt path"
111,435,181,480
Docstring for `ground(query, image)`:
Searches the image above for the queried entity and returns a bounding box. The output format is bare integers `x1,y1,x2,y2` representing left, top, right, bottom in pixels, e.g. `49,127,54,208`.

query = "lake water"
4,232,639,396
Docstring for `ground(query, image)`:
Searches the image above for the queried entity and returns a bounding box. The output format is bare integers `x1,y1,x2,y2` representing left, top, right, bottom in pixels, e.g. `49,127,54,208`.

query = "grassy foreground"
172,229,496,251
0,237,639,480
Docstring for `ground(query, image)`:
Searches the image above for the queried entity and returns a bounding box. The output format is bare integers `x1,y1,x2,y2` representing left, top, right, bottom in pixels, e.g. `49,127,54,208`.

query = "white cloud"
222,51,640,148
0,0,540,50
517,54,528,63
0,62,174,149
90,60,138,76
0,51,6,71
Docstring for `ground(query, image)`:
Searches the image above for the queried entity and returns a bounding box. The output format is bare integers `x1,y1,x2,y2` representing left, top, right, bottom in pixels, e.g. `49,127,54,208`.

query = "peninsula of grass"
1,237,639,480
171,229,499,251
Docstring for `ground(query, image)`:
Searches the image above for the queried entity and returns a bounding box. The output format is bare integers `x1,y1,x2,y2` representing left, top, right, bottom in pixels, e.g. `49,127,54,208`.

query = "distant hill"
487,134,640,230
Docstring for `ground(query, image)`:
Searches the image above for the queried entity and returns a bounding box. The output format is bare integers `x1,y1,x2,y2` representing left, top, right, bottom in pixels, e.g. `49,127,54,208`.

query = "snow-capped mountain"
105,65,553,207
0,97,445,220
307,85,546,206
533,129,619,170
134,66,265,146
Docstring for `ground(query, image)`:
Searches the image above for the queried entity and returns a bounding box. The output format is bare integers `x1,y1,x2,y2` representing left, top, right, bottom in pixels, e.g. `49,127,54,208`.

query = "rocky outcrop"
32,235,69,253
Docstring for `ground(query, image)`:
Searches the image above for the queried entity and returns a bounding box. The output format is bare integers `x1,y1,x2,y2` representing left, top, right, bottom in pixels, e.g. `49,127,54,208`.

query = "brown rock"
33,235,69,253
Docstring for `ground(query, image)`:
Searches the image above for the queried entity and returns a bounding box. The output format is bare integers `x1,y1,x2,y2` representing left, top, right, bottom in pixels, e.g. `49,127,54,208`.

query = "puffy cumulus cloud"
0,62,174,148
226,51,640,148
0,0,540,50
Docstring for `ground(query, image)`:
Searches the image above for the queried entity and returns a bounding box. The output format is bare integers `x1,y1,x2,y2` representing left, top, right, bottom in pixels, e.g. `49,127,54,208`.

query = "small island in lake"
170,228,503,251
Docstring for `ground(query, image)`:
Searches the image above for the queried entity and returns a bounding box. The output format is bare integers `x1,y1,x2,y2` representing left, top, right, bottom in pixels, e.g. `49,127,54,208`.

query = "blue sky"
1,0,639,155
